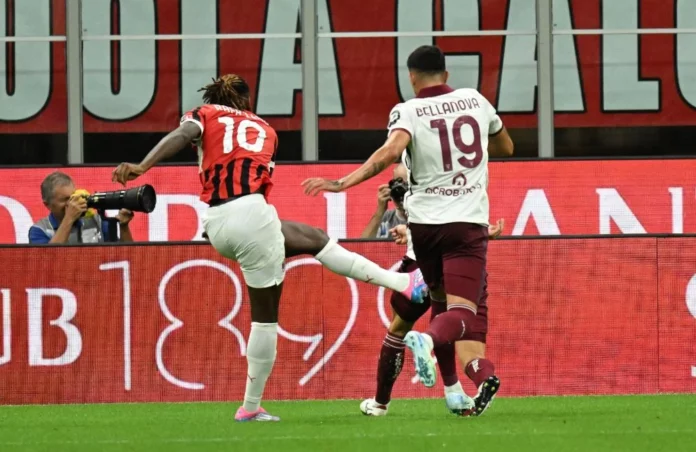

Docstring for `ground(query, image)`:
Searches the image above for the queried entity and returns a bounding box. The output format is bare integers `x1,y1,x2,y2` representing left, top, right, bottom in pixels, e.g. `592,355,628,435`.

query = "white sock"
315,240,409,292
243,322,278,412
444,380,464,394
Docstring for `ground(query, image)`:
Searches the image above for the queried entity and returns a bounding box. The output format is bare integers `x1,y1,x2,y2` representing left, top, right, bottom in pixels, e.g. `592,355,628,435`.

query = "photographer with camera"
361,164,409,238
28,171,135,244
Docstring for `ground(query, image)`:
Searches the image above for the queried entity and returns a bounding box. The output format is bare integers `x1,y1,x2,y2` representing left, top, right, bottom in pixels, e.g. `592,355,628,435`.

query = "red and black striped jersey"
180,104,278,205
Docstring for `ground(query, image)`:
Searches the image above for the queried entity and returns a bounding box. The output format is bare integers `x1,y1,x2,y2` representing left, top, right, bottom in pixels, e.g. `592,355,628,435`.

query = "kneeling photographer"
28,171,155,245
361,164,409,238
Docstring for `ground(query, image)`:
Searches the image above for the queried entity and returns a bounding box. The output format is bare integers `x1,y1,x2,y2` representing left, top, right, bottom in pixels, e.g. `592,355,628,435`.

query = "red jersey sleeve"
180,106,206,135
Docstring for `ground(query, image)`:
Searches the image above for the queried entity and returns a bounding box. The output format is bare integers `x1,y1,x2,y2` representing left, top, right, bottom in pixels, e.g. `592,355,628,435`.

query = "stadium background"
1,0,695,407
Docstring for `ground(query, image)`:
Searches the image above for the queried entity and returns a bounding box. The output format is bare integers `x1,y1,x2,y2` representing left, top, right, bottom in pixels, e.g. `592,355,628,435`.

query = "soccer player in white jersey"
359,162,506,418
303,45,513,416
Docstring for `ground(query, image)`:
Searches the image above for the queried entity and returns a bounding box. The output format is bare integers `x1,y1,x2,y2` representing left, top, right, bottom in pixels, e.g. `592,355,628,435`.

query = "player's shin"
430,300,458,387
375,332,406,405
315,239,409,292
243,322,278,413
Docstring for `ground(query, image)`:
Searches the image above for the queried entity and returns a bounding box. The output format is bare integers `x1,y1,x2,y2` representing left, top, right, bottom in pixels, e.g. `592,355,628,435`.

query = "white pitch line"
1,428,693,447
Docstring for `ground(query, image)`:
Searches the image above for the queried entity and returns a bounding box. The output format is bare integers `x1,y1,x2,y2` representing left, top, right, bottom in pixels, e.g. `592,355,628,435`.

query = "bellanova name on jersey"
388,84,503,226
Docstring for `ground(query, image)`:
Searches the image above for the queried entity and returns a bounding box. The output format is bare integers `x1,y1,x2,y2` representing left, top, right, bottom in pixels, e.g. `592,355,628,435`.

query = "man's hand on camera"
64,195,88,224
116,209,134,226
377,184,391,212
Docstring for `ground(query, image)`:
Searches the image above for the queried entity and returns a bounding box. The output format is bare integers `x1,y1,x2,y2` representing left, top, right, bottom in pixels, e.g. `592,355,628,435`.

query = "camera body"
388,177,409,204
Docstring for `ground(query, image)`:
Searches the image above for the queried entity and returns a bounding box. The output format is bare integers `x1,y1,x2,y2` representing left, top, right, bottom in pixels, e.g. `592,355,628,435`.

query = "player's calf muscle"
388,314,413,337
455,341,485,368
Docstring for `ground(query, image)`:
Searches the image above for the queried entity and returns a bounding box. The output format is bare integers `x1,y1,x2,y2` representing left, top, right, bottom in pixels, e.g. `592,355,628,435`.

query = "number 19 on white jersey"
389,86,503,226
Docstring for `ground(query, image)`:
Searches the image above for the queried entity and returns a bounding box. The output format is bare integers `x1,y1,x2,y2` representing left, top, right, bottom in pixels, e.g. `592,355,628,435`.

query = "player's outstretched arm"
112,122,201,185
302,130,411,196
138,122,201,172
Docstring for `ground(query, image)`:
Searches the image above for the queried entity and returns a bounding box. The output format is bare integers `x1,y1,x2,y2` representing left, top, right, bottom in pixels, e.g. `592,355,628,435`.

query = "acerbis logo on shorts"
424,183,482,197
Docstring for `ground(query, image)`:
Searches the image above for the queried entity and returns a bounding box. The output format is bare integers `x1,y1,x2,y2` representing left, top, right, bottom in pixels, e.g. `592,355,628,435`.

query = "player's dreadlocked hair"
199,74,251,111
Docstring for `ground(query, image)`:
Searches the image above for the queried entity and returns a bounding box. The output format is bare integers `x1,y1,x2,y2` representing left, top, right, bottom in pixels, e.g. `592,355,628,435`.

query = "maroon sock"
430,301,458,386
426,305,477,347
374,332,406,405
465,358,495,388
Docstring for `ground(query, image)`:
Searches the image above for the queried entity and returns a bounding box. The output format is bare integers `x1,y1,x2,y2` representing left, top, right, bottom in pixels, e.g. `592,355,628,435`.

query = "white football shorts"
202,193,285,288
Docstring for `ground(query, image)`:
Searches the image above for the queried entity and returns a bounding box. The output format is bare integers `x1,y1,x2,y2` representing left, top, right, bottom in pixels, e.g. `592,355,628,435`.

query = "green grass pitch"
1,395,694,452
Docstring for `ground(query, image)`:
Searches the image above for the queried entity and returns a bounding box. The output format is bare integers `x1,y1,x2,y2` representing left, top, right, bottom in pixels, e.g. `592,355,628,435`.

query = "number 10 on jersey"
218,117,267,154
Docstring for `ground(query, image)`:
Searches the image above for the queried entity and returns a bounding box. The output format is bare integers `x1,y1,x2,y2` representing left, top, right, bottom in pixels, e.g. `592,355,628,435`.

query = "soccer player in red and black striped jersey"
181,94,277,205
112,74,428,422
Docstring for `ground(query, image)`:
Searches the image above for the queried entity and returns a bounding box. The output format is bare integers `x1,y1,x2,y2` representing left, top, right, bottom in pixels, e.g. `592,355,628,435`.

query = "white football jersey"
388,85,503,226
399,151,417,260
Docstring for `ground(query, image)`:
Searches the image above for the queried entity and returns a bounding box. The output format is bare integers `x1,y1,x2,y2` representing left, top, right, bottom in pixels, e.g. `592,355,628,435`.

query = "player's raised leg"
281,220,427,302
204,195,285,422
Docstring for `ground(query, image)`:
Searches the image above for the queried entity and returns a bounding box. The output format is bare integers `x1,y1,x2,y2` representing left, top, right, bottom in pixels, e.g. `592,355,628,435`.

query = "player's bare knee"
248,285,282,323
388,314,413,337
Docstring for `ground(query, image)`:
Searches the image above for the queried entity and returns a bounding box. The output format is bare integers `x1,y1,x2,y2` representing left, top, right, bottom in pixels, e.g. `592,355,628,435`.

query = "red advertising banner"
0,239,694,405
2,0,695,133
1,159,695,244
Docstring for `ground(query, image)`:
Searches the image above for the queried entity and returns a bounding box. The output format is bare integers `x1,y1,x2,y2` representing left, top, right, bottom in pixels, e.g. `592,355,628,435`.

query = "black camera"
388,177,408,204
86,184,157,213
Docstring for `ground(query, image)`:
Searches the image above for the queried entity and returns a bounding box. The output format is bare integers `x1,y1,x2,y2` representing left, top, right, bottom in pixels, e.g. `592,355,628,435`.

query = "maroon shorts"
391,256,489,343
409,222,488,306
